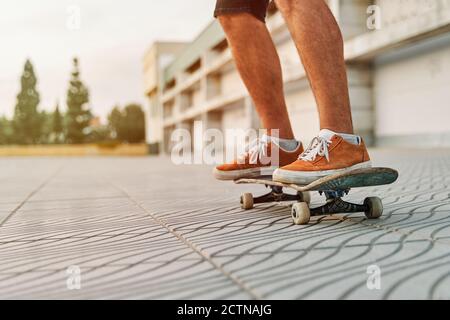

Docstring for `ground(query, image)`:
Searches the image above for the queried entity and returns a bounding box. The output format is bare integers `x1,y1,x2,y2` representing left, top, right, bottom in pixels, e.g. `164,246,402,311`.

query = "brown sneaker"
213,135,304,181
273,129,372,185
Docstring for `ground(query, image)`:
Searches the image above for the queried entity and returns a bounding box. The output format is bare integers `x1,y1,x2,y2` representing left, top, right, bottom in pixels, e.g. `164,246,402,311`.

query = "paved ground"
0,150,449,299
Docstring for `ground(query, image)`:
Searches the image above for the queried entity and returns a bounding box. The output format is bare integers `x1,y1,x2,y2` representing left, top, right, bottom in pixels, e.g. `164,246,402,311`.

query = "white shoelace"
238,136,270,164
299,136,332,162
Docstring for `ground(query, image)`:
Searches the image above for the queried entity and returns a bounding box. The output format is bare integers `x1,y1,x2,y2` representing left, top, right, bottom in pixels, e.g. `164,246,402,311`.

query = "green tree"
66,57,91,144
87,126,112,143
122,104,146,143
12,59,42,144
38,111,52,144
108,106,124,140
51,103,64,143
0,116,14,145
108,104,146,143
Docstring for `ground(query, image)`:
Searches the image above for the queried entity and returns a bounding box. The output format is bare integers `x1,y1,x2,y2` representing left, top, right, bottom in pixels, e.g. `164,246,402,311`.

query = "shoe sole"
213,166,279,181
273,161,373,185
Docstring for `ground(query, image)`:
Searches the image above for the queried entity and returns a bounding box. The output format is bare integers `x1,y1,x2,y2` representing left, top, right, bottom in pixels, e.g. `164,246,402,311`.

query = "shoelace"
238,136,270,164
299,136,332,162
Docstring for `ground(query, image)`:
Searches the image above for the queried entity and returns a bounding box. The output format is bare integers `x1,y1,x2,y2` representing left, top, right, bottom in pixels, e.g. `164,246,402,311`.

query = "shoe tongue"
318,129,337,140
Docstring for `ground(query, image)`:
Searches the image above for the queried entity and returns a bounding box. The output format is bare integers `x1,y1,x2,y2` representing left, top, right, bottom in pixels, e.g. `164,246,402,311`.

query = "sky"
0,0,215,120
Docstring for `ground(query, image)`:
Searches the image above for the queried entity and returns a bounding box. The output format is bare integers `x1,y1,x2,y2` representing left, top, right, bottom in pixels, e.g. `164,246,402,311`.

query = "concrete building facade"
143,0,450,154
143,42,187,154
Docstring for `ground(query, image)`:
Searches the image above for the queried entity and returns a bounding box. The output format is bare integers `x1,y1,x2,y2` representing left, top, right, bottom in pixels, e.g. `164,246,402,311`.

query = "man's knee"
217,14,236,30
274,0,301,16
217,13,259,31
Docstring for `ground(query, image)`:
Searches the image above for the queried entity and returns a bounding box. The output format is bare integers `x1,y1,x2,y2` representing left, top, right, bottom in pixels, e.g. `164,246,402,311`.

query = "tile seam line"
0,166,64,228
105,178,262,300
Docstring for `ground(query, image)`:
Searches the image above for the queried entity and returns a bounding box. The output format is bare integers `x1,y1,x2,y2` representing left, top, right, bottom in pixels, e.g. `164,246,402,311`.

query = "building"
143,42,187,154
143,0,450,155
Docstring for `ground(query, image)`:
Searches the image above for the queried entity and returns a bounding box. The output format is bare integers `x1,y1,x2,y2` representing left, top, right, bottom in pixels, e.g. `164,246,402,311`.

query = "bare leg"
275,0,354,134
218,13,294,139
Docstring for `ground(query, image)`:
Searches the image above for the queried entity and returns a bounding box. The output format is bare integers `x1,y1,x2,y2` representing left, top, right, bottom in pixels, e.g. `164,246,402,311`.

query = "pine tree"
38,111,52,144
52,103,64,143
122,104,146,143
108,106,124,140
66,57,91,144
0,117,13,145
12,59,42,144
108,104,146,143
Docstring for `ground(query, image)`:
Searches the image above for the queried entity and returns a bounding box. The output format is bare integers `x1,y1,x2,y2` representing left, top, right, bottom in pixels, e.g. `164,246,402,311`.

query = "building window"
212,39,228,53
164,78,176,92
163,99,175,119
185,58,202,74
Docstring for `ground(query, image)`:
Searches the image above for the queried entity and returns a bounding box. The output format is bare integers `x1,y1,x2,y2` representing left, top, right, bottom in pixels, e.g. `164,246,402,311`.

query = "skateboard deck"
235,167,398,225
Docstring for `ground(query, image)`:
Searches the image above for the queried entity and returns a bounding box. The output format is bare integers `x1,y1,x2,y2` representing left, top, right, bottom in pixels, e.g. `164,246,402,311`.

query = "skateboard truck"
310,189,368,216
241,185,311,208
319,189,349,199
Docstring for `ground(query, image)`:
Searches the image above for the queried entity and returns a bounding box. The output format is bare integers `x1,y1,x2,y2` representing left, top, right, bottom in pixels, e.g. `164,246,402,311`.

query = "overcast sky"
0,0,215,120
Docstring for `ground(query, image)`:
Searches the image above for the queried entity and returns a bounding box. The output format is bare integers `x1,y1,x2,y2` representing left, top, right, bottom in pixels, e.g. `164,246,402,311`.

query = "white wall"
221,104,249,157
375,0,450,27
374,38,450,138
147,95,163,144
277,39,304,81
192,88,203,108
285,88,320,144
339,0,369,39
221,69,246,97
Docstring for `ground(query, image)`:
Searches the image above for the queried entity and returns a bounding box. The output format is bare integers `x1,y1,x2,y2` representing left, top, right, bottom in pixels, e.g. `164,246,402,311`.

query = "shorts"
214,0,271,23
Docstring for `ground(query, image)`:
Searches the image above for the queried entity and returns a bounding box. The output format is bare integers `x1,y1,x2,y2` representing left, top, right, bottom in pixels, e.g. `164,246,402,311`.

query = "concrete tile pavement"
0,150,449,299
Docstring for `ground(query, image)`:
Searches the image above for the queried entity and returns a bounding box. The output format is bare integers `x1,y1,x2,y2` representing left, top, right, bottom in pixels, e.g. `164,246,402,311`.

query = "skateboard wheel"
364,197,383,219
298,192,311,205
291,203,311,225
241,193,254,210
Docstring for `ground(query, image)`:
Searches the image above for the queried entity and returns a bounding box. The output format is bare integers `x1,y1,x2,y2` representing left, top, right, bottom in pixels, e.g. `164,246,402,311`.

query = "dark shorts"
214,0,271,23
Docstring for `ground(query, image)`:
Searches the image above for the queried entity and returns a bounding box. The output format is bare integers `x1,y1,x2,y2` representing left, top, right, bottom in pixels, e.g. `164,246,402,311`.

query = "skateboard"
235,167,398,225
